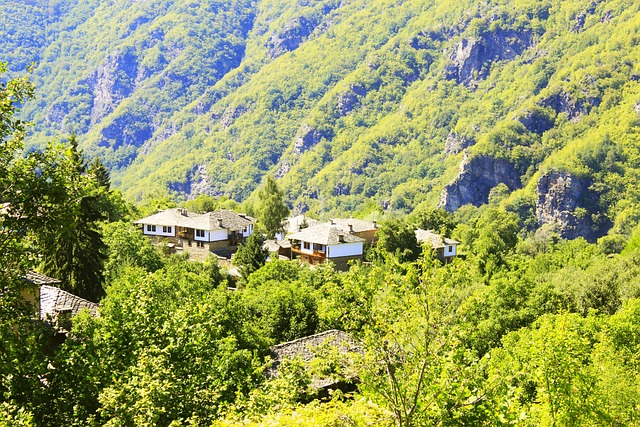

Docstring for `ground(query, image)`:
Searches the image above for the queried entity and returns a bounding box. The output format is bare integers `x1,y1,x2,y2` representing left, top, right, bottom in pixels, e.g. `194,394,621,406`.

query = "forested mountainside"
3,0,640,240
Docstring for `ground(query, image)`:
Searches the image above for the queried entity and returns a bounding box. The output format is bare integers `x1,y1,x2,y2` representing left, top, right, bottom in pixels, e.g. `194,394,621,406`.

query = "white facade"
242,223,254,238
443,244,457,257
326,242,363,258
143,224,175,237
194,229,228,242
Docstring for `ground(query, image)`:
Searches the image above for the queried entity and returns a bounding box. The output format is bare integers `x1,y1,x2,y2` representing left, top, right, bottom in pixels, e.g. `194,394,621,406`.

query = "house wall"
443,244,456,257
327,242,363,258
354,229,377,245
143,224,176,237
242,224,254,238
329,254,362,271
194,229,228,242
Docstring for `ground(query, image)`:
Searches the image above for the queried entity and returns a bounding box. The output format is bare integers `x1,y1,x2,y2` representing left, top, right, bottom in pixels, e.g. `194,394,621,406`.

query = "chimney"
330,219,335,225
179,208,188,216
373,220,377,229
338,234,345,243
348,224,353,233
217,218,223,228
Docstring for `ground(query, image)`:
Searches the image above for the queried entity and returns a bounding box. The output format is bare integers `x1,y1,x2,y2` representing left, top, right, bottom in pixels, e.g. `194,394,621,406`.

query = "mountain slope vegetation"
3,0,640,241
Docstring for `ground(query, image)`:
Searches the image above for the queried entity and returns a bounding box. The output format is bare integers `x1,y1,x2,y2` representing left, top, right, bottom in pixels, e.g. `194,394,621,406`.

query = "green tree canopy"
256,175,289,239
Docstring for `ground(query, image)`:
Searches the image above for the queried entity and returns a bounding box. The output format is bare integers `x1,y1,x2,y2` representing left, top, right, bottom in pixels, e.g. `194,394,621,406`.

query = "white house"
287,223,365,270
134,208,256,258
415,229,459,262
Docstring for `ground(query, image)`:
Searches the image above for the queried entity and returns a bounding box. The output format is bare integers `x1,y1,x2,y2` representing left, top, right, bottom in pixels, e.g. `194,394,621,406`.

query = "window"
303,241,311,250
163,226,172,233
196,229,205,238
147,225,156,232
448,246,453,252
243,227,247,233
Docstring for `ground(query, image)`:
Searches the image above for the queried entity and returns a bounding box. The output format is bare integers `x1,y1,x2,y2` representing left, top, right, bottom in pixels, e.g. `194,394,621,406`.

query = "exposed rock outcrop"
220,105,249,129
87,49,140,125
168,164,217,198
634,100,640,115
336,83,367,116
444,132,475,155
445,28,533,87
439,154,521,212
517,107,555,134
293,124,331,155
538,90,586,121
535,171,606,242
266,16,317,59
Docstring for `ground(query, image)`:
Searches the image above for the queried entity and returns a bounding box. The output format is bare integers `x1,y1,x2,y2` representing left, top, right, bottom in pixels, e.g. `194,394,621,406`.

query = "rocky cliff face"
439,154,521,212
446,28,533,87
535,171,607,242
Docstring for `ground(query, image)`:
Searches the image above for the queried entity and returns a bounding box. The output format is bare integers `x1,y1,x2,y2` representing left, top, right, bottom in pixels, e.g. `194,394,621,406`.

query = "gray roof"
188,210,255,232
287,223,365,245
24,271,61,286
40,285,99,331
263,239,291,252
329,217,378,233
133,208,198,227
283,215,321,234
134,208,255,231
268,330,361,389
415,229,459,248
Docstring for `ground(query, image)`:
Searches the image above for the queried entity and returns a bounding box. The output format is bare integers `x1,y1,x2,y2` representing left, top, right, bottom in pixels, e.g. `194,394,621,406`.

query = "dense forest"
1,0,638,229
3,63,640,426
2,0,640,425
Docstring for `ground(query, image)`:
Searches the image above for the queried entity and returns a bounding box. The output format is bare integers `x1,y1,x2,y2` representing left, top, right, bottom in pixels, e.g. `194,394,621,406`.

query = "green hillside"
3,0,640,239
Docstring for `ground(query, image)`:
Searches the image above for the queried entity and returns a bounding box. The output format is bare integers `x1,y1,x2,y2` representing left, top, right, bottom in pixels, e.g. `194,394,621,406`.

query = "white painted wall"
143,224,175,237
207,229,228,242
444,244,457,257
242,223,254,238
327,242,363,258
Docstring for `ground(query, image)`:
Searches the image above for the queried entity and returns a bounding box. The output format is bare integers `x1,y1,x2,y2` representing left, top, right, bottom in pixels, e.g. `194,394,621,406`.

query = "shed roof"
268,330,362,389
415,229,459,248
24,271,61,286
40,285,99,332
288,223,365,245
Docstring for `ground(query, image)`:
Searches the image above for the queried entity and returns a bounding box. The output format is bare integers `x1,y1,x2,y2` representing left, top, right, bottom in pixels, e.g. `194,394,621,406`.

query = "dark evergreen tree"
38,137,108,301
232,233,268,278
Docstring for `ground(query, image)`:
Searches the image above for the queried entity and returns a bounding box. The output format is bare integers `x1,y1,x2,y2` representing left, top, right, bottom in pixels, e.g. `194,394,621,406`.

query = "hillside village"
4,0,640,424
133,208,458,270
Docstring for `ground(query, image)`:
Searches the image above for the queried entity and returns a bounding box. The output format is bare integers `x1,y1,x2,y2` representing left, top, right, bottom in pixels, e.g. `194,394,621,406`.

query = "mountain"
2,0,640,240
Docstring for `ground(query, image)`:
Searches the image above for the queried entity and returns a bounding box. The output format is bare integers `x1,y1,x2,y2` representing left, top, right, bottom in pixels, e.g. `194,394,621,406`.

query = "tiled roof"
268,330,361,389
24,271,61,286
133,208,198,227
288,223,365,245
263,239,291,252
283,215,321,234
134,208,255,231
40,285,99,331
188,210,255,232
329,217,378,233
415,229,459,248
